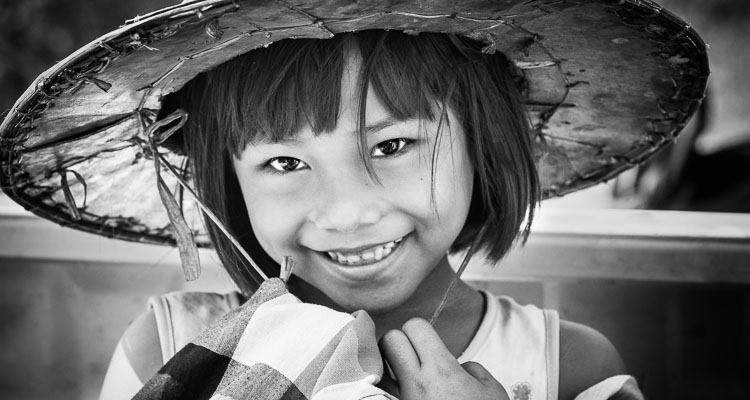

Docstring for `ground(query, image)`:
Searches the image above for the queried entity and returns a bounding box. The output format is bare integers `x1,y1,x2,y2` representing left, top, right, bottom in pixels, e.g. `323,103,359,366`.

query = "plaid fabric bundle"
134,278,396,400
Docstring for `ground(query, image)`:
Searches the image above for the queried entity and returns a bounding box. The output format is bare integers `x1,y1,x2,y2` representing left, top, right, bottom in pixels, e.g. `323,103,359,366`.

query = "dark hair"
167,31,539,294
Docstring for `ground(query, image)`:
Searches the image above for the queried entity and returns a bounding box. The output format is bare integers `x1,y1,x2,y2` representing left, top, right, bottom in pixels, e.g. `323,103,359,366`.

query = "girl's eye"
266,157,308,173
371,138,413,158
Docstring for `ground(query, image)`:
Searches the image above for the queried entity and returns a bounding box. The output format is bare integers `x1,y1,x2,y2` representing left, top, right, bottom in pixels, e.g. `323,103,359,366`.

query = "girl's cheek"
243,171,322,221
251,173,310,196
245,201,300,262
385,143,471,205
238,178,311,256
378,149,433,184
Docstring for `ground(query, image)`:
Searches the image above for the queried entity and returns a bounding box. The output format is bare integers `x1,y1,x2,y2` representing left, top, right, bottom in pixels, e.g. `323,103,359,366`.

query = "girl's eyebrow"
256,118,416,145
360,117,417,135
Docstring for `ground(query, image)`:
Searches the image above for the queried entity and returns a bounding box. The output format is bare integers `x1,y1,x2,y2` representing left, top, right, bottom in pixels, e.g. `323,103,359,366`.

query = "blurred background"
1,0,749,399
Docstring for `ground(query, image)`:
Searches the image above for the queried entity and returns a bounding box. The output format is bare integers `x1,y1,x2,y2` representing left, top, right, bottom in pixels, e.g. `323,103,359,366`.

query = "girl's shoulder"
99,308,162,399
99,291,243,399
474,294,628,400
558,319,626,400
147,291,244,359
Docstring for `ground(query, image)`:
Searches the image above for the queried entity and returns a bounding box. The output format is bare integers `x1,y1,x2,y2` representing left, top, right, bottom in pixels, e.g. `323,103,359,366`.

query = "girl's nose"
310,202,382,233
308,177,384,233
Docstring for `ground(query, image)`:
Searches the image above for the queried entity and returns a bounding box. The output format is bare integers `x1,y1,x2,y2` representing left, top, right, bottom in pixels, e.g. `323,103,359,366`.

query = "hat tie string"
139,109,271,283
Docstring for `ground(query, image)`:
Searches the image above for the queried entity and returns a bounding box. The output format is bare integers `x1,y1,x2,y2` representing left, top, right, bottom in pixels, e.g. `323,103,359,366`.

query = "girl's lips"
315,235,409,281
324,237,404,266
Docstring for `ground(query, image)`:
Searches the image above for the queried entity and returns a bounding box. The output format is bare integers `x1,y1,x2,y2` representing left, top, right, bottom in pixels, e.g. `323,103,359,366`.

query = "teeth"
326,238,403,265
374,246,384,260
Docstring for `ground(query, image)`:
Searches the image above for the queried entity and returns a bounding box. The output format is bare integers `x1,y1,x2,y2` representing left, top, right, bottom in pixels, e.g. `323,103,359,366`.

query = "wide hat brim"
0,0,708,247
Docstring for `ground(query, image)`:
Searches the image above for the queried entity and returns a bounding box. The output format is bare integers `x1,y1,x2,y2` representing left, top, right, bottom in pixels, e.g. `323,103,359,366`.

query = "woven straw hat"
0,0,708,250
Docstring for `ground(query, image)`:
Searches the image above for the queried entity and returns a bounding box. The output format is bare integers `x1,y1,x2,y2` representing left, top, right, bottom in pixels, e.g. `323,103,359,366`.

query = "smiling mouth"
324,237,404,266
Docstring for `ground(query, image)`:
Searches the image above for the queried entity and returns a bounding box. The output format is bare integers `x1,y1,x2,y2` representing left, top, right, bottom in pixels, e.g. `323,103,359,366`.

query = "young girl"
101,31,630,399
0,1,707,399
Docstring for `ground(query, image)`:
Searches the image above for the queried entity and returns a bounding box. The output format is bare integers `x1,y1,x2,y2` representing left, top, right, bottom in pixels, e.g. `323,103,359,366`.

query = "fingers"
381,322,511,400
400,318,456,366
380,318,457,382
380,329,420,379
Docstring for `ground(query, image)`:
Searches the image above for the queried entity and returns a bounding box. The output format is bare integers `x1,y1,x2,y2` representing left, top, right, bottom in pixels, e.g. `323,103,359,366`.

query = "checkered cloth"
133,278,395,400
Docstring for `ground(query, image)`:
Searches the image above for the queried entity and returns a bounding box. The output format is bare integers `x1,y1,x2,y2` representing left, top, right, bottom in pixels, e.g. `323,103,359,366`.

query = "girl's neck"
369,256,485,357
288,256,485,358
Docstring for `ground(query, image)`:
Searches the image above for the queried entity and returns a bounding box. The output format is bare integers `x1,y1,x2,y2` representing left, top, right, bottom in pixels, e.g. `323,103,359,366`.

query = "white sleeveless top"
458,292,560,400
149,290,560,400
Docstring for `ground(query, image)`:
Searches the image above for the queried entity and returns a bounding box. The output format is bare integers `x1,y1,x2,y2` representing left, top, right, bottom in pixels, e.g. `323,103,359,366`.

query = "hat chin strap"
428,223,487,325
142,109,270,284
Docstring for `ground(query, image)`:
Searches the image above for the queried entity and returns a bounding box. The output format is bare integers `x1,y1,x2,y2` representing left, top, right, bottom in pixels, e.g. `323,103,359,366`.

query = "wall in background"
2,1,750,399
2,257,749,400
1,209,749,400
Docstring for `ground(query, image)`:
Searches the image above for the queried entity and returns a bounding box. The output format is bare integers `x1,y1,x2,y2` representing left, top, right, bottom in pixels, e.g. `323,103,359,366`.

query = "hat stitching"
0,0,709,247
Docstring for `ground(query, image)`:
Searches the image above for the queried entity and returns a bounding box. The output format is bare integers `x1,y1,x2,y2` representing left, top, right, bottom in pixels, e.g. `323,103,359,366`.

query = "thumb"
461,361,493,381
461,361,509,398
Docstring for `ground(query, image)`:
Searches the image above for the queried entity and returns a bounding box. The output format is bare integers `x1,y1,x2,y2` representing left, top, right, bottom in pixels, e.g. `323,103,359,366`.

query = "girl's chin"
323,284,416,314
288,277,409,313
290,263,410,312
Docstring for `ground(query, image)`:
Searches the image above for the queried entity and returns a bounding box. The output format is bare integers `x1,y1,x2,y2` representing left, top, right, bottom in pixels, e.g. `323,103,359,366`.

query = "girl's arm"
559,320,643,400
99,310,163,400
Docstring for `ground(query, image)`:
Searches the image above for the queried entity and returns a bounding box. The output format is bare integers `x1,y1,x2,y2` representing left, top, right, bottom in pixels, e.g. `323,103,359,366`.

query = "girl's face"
233,63,474,313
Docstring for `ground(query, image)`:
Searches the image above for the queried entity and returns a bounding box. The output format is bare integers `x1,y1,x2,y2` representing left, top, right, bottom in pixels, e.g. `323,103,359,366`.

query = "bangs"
210,31,462,157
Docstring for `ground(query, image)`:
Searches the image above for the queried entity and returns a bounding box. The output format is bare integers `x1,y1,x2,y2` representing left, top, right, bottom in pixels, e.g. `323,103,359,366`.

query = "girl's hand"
379,318,510,400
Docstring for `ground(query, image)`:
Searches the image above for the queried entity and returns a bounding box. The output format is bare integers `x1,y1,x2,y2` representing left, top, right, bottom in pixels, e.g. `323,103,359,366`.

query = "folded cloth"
133,278,395,400
574,375,644,400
